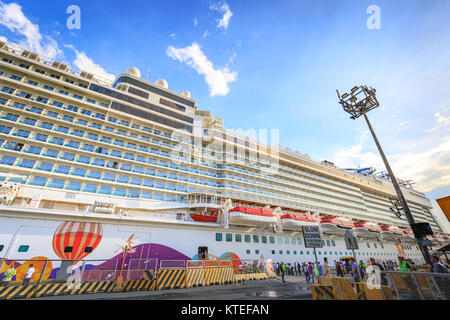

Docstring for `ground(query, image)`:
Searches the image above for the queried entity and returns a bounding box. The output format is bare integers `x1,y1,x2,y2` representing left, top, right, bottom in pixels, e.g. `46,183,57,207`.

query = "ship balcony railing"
28,180,46,186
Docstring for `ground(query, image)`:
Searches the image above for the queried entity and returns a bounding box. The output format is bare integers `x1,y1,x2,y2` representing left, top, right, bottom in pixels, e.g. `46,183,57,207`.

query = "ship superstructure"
0,41,448,274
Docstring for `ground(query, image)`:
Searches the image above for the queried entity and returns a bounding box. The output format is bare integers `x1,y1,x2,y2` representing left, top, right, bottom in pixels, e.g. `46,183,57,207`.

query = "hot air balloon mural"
52,221,103,262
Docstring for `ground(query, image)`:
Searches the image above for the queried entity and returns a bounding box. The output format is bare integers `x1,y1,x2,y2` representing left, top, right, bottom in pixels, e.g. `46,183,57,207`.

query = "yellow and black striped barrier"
311,284,336,300
186,268,205,288
234,273,246,284
156,269,186,290
204,267,232,286
122,279,156,292
221,267,234,284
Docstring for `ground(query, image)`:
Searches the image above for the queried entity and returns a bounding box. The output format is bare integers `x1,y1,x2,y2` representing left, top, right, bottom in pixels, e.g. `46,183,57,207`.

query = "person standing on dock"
23,264,35,286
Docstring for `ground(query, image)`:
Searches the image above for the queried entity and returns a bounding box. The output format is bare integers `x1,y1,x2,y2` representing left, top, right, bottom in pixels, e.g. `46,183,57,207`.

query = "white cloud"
193,17,198,27
202,29,210,38
331,124,450,193
426,109,450,132
0,2,62,59
166,42,237,97
210,1,233,30
331,130,383,169
65,44,115,82
169,33,176,39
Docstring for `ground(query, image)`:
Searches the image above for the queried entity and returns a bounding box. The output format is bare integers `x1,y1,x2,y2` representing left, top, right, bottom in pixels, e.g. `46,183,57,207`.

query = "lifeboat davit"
281,214,318,231
320,217,354,235
353,222,382,238
381,225,403,241
229,206,277,227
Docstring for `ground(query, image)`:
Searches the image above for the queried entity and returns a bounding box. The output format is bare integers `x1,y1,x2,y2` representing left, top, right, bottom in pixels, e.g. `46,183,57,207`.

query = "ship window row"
0,145,229,189
0,139,219,179
0,155,220,188
0,69,110,108
0,174,199,201
0,95,183,148
89,83,193,126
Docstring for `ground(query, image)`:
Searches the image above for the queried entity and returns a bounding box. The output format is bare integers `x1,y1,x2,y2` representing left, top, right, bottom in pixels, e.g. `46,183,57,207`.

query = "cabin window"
279,250,283,254
318,251,321,255
235,234,242,242
84,247,93,253
244,235,251,243
277,237,282,244
284,237,289,244
306,251,310,255
64,246,73,253
255,250,259,254
261,236,267,244
321,240,325,246
297,238,303,245
253,235,259,243
300,251,304,255
271,250,275,254
225,233,232,242
331,240,336,246
18,245,29,252
269,236,275,244
293,251,297,255
374,243,377,248
380,243,384,249
367,243,370,248
246,250,250,254
215,233,222,241
0,245,4,252
291,238,296,245
326,240,331,246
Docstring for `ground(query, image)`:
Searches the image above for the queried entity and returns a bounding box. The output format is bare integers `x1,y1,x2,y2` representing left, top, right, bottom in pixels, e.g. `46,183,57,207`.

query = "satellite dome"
155,78,168,89
182,90,191,98
126,67,141,78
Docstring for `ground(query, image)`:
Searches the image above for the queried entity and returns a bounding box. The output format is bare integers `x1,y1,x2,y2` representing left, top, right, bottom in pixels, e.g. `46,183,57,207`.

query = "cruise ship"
0,41,448,281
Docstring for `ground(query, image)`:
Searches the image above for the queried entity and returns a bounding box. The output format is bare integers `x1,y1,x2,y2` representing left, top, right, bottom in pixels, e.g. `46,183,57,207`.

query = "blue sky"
0,0,449,228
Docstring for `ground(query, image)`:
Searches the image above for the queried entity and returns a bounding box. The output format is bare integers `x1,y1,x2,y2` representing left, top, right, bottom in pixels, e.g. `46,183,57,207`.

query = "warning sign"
303,226,323,248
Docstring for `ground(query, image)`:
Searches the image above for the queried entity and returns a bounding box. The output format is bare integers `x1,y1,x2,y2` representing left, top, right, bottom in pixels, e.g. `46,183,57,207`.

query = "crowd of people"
273,254,449,285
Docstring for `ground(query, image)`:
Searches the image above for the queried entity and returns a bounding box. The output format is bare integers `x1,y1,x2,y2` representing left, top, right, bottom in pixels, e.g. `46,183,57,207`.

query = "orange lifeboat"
190,209,218,223
353,221,382,238
229,206,277,227
320,217,354,235
281,213,318,230
381,225,403,241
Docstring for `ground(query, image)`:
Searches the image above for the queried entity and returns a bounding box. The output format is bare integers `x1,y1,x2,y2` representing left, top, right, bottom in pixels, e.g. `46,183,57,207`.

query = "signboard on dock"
302,226,323,248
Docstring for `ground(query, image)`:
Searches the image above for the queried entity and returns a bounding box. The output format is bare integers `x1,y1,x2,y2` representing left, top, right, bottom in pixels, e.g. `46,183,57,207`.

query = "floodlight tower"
336,85,432,265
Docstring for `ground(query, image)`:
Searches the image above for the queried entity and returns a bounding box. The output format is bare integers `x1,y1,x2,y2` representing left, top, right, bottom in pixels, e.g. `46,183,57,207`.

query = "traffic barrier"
122,279,156,292
321,276,333,286
311,284,336,300
222,267,234,284
235,273,246,284
355,282,394,300
143,269,155,280
204,267,224,286
156,268,186,290
186,268,205,288
331,277,357,300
